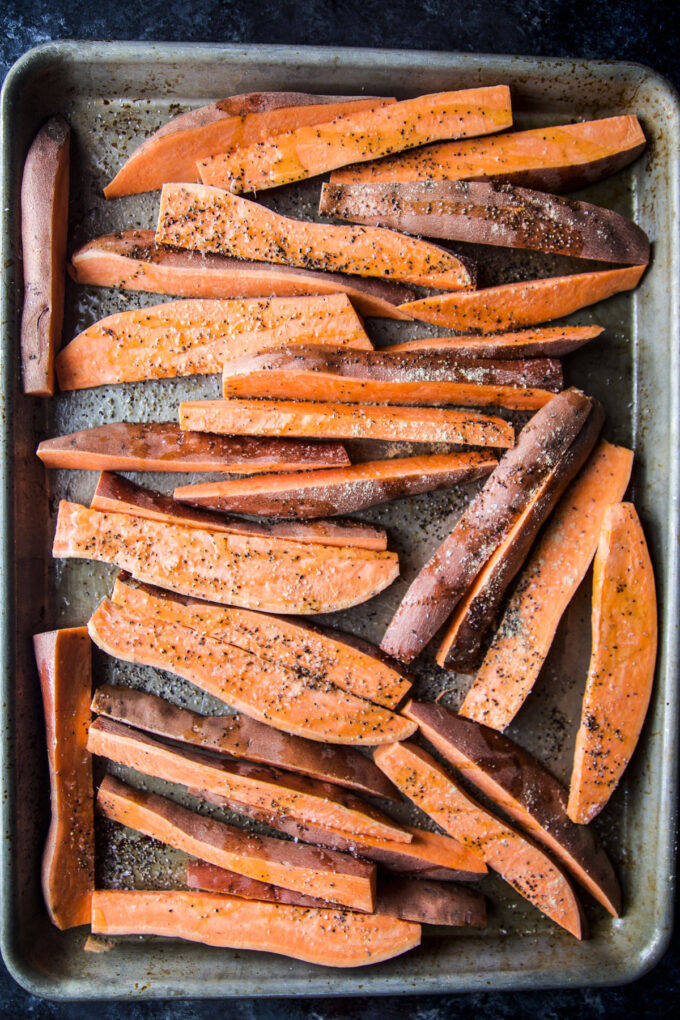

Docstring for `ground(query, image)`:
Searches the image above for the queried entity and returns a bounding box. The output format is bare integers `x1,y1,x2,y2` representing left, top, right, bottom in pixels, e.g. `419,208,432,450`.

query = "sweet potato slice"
97,776,376,911
69,230,415,319
173,452,497,518
220,345,562,410
388,326,603,359
21,115,70,396
381,389,596,664
88,598,415,745
33,628,94,928
197,86,512,192
56,293,371,389
92,471,387,551
178,399,514,448
88,717,409,843
462,440,634,730
91,684,398,800
437,399,604,671
105,95,391,198
91,890,421,967
36,422,348,474
330,115,646,192
399,265,646,330
568,503,657,824
373,741,586,939
110,574,410,709
190,789,487,881
53,501,399,614
156,185,474,290
403,701,621,916
187,862,487,926
320,180,649,265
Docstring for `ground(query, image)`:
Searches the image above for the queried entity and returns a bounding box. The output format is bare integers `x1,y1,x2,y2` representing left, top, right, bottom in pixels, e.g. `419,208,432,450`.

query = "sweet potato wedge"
178,399,514,447
197,86,512,192
187,862,487,927
92,471,387,551
568,503,657,824
388,325,604,359
104,93,391,197
437,399,604,671
399,265,646,330
403,701,621,916
373,741,587,939
33,627,94,928
91,890,421,967
381,389,596,664
190,789,487,881
88,597,415,745
462,440,634,730
109,574,411,709
319,180,650,265
156,185,475,290
91,684,398,800
97,775,377,911
35,421,349,474
173,452,497,519
88,717,409,843
21,115,70,396
56,293,371,389
220,345,562,410
330,115,646,192
69,230,415,319
53,501,399,614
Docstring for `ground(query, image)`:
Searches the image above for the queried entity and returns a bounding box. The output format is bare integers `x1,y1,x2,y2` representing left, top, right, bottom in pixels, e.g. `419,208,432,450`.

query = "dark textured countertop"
1,1,678,1017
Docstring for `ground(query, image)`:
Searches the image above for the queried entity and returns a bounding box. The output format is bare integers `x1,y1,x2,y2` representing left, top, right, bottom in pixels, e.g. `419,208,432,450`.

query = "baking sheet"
1,42,678,999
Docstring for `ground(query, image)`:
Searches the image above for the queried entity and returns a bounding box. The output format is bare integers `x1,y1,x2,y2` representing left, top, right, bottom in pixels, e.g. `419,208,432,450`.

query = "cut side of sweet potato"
88,717,409,843
92,471,387,551
104,94,392,198
36,422,349,474
330,116,646,192
21,115,70,396
53,501,399,614
437,399,604,671
110,574,411,710
399,265,646,330
91,890,421,967
56,293,371,389
220,345,562,410
373,741,587,939
69,230,415,319
568,503,657,824
91,684,399,800
33,627,94,928
197,87,512,193
173,452,497,519
96,775,377,912
404,700,621,917
178,399,514,448
388,325,603,359
88,597,415,745
462,440,634,731
381,389,596,664
320,180,649,265
156,185,475,290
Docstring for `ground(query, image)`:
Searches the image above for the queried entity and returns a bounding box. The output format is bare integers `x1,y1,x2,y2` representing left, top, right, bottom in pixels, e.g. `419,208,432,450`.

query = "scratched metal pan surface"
0,42,678,999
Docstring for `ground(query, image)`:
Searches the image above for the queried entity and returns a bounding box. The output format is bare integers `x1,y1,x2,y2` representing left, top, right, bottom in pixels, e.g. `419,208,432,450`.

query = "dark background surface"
1,1,678,1016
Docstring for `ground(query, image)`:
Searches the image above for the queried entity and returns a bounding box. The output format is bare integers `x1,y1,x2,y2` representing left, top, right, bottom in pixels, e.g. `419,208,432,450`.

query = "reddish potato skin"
388,326,603,359
403,701,621,917
381,389,596,664
320,180,650,265
21,115,70,396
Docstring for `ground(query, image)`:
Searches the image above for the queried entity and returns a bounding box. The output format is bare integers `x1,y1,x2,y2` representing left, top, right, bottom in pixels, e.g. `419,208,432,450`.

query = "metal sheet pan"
1,42,678,999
